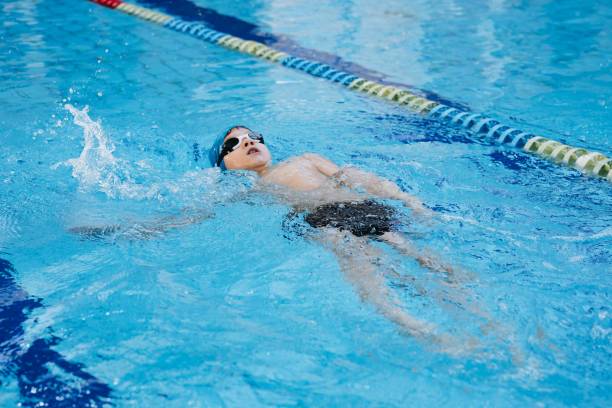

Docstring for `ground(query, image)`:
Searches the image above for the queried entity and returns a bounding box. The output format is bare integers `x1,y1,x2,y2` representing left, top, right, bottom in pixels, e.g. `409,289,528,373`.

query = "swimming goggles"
217,131,265,166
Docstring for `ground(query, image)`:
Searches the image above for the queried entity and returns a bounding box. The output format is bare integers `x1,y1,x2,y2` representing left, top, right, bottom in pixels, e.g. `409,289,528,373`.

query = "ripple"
0,203,21,244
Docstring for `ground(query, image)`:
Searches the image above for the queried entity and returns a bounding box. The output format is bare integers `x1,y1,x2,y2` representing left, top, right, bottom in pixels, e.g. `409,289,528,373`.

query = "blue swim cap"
208,125,251,170
208,129,228,170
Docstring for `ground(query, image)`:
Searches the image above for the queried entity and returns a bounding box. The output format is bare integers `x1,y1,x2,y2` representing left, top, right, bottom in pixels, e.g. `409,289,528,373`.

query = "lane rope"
89,0,612,182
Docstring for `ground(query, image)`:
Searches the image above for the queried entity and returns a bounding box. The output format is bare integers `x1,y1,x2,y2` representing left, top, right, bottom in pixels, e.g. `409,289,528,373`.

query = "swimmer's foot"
424,332,482,357
393,318,479,357
417,257,455,280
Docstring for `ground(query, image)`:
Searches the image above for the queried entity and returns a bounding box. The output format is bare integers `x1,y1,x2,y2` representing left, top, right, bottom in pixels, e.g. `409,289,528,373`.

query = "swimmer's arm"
303,153,341,176
69,208,213,240
337,166,431,215
305,153,430,214
69,187,262,240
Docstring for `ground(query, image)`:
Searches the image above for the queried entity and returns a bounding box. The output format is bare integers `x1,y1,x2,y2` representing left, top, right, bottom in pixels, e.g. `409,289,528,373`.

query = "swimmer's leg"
380,231,458,280
315,228,446,343
381,232,525,358
381,231,489,315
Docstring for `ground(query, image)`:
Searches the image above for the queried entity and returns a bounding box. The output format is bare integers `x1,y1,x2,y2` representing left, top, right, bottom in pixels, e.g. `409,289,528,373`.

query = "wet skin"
72,127,495,353
222,127,429,213
220,128,473,348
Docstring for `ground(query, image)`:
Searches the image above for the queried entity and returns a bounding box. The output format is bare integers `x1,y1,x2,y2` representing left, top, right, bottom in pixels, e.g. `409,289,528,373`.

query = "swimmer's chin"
225,157,272,172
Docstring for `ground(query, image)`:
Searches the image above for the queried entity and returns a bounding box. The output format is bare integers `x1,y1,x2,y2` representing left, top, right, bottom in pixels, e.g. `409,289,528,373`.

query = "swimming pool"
1,0,610,406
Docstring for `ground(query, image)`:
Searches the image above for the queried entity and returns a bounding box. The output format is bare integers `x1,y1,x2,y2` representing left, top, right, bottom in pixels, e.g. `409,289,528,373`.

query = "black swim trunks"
303,200,396,237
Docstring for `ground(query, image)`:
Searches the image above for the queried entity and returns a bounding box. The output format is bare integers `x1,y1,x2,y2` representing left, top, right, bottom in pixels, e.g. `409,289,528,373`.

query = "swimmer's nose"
243,139,256,148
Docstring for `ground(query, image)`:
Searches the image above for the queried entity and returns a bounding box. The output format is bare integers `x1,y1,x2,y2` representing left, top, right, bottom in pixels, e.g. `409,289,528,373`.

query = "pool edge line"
88,0,612,183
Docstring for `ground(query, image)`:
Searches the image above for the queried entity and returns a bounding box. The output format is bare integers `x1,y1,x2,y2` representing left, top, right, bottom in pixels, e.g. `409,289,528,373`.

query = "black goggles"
217,130,265,166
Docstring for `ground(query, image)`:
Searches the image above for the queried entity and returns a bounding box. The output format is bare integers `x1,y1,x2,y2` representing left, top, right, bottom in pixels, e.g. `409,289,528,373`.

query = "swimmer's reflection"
70,126,499,353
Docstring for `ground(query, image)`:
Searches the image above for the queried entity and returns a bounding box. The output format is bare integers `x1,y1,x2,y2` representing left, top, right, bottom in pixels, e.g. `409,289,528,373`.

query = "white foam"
54,104,243,205
54,104,141,198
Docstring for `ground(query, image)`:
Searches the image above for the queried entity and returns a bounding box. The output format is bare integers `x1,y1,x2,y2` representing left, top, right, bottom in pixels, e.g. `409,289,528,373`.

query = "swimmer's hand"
333,166,434,216
398,192,435,218
69,224,161,240
69,225,122,240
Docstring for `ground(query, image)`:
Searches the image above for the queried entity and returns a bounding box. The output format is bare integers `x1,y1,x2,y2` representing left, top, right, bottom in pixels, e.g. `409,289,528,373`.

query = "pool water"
1,0,610,406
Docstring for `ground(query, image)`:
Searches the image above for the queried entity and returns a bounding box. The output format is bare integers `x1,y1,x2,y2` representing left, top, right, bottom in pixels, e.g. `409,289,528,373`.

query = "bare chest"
261,158,329,191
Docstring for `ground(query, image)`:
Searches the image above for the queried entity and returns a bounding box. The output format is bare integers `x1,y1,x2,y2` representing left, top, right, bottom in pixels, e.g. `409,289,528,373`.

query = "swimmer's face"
222,127,272,171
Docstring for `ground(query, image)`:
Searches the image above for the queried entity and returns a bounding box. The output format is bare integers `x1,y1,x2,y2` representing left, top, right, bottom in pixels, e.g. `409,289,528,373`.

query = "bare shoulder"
302,153,329,161
277,153,334,167
301,153,340,176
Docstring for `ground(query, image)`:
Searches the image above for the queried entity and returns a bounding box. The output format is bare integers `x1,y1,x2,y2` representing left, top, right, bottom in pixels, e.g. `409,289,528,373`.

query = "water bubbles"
58,105,170,200
97,91,103,97
57,104,122,193
57,105,227,206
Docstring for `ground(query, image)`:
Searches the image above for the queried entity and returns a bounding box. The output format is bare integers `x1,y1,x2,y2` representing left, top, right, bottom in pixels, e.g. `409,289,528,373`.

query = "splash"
55,104,244,204
54,104,142,198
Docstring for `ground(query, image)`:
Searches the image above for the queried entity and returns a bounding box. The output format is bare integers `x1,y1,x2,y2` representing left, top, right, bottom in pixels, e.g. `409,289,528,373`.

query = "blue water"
1,0,610,406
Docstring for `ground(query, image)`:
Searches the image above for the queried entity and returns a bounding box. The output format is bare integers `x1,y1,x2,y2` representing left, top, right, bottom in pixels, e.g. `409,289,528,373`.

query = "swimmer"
208,126,459,343
71,125,472,349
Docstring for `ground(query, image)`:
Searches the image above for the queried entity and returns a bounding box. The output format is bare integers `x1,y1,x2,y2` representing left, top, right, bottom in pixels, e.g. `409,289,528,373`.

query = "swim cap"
208,125,250,170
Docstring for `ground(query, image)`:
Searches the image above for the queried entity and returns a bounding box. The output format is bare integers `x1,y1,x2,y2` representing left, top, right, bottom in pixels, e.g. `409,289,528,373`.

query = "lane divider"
89,0,611,182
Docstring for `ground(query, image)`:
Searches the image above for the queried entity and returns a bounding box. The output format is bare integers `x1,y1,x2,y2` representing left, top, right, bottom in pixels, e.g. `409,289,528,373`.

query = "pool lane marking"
89,0,612,182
